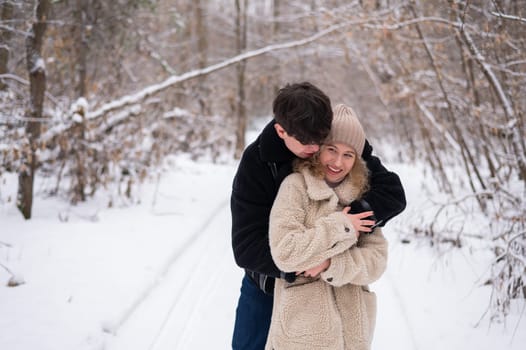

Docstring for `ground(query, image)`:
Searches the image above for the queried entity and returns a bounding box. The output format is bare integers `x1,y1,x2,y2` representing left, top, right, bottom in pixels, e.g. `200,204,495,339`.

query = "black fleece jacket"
230,120,406,294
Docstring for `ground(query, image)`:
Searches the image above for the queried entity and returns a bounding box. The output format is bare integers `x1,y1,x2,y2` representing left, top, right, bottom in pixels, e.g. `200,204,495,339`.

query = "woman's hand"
300,259,331,278
343,206,375,235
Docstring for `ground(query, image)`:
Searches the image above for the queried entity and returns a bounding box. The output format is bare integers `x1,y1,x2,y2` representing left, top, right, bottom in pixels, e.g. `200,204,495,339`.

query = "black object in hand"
348,199,380,232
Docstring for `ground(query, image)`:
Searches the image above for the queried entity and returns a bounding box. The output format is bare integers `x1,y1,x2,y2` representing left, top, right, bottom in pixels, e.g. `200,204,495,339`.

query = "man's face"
274,123,320,159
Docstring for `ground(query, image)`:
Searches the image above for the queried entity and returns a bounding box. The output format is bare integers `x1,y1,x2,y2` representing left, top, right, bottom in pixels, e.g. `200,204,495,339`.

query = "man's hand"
298,259,331,278
343,206,375,235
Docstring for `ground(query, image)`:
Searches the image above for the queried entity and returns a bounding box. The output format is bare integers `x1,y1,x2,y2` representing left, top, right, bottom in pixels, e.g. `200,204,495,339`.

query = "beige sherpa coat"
266,167,388,350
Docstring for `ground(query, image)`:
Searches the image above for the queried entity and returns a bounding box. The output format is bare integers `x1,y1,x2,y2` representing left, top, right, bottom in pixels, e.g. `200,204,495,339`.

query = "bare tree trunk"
194,0,209,114
75,0,88,97
17,0,50,219
272,0,281,93
414,101,453,193
0,1,14,90
234,0,248,159
195,0,207,71
68,0,89,202
453,25,499,182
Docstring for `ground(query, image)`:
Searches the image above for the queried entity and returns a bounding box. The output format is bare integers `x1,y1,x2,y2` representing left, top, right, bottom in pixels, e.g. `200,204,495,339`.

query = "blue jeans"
232,273,273,350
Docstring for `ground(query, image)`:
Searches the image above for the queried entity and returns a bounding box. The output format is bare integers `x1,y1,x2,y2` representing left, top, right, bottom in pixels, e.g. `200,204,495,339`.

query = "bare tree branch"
490,11,526,24
41,18,374,143
0,73,62,108
415,99,461,153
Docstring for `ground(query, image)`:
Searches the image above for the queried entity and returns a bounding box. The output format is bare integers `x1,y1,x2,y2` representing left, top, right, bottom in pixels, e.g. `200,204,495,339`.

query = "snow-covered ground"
1,132,524,349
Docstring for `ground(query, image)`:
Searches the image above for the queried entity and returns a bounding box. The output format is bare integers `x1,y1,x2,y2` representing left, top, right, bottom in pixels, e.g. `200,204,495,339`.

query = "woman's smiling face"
319,142,356,184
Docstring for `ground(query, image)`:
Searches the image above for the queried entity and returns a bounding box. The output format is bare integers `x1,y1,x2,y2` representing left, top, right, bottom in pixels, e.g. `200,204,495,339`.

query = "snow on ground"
1,136,525,349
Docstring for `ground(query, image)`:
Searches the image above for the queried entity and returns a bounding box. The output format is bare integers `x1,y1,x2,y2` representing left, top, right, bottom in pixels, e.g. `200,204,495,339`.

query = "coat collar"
258,120,296,163
300,167,361,206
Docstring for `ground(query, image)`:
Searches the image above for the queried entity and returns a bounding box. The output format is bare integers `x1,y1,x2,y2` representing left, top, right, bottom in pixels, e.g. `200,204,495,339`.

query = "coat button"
344,227,350,232
327,277,333,282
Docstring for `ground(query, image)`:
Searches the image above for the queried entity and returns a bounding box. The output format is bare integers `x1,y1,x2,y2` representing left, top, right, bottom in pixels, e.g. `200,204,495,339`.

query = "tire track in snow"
162,208,241,350
381,266,420,350
146,207,234,350
104,198,230,339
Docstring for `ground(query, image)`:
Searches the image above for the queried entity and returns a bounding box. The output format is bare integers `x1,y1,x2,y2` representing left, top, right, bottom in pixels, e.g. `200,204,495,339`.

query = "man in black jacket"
230,82,406,350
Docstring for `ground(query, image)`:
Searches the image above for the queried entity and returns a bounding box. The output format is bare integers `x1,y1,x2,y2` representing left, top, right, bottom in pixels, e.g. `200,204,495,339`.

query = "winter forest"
1,0,525,347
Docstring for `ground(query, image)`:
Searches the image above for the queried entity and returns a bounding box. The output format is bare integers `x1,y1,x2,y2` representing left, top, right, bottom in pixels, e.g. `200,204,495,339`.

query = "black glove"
348,199,381,233
281,271,297,283
361,140,373,160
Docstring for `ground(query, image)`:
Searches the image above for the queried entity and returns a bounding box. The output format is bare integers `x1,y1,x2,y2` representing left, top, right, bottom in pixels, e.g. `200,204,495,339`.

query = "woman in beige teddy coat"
266,104,389,350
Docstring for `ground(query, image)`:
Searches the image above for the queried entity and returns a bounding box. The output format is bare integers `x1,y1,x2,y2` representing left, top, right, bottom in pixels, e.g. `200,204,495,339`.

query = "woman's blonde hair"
293,149,370,198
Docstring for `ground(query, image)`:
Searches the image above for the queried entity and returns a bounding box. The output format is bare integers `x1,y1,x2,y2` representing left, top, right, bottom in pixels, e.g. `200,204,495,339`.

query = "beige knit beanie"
325,104,366,156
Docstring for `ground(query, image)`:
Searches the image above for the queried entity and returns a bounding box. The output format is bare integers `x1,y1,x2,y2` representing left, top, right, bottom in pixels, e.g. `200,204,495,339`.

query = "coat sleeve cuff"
320,253,346,287
326,211,359,243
